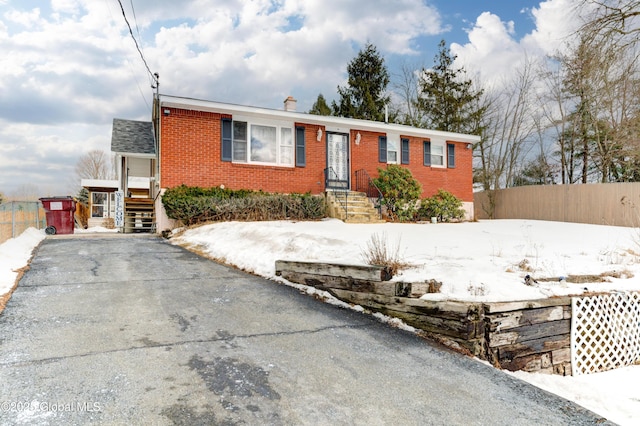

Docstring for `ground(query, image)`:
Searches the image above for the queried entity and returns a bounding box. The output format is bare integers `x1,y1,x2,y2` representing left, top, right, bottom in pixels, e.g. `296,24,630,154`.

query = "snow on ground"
173,218,640,301
0,228,45,296
1,221,639,424
74,226,118,234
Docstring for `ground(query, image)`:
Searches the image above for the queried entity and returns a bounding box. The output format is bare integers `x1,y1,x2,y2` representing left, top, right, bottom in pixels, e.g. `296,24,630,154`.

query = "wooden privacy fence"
474,182,640,227
0,201,46,244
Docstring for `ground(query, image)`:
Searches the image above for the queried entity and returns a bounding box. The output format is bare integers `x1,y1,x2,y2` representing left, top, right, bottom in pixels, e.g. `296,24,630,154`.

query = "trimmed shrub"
162,185,326,225
373,165,422,222
417,189,465,222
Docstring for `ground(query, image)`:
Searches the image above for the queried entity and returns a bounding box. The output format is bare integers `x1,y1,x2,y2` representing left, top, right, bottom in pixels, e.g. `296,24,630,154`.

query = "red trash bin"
39,197,77,235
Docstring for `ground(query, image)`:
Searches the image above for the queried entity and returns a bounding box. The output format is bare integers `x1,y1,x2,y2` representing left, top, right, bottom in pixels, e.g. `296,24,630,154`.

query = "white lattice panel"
571,292,640,375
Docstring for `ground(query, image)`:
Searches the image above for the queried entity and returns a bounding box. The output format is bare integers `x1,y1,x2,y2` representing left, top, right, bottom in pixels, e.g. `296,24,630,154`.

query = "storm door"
325,132,349,189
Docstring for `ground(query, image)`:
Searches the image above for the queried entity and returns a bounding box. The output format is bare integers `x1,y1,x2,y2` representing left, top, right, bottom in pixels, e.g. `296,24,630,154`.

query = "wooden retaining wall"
484,299,572,375
275,260,573,375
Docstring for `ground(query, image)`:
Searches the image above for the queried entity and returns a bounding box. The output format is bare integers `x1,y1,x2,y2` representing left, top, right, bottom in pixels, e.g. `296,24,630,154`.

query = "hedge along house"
153,94,480,229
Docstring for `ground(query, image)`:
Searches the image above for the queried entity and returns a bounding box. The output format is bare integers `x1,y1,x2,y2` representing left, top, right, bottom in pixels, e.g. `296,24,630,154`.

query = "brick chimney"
283,96,297,112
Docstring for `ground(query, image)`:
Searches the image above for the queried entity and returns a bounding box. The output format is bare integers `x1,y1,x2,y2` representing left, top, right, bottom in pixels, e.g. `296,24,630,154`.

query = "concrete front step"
326,191,384,223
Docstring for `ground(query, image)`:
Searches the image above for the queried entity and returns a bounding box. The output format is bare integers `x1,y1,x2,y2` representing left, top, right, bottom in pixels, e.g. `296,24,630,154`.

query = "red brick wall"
160,108,473,201
349,132,473,202
160,108,326,193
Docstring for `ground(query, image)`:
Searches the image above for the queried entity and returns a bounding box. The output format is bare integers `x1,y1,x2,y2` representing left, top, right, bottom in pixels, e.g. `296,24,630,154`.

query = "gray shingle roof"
111,118,156,155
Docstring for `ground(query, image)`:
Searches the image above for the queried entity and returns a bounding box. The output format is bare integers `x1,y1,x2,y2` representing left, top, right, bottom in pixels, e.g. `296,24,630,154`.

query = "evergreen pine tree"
417,40,484,134
332,43,390,121
308,94,332,116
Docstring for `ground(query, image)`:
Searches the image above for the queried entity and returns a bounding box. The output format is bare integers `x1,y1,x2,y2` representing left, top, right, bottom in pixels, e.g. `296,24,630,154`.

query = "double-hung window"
424,139,445,167
431,144,444,166
383,133,401,164
387,139,398,163
221,118,294,167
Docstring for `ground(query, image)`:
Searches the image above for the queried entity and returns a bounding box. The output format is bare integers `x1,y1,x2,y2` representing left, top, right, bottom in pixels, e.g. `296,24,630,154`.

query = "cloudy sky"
0,0,582,198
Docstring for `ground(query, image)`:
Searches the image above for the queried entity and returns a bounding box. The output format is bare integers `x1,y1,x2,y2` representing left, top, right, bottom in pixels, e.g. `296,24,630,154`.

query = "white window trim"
386,132,400,165
232,116,295,167
430,138,446,168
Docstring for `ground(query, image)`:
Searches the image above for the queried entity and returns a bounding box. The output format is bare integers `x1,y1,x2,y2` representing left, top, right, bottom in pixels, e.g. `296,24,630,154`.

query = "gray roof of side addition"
111,118,156,155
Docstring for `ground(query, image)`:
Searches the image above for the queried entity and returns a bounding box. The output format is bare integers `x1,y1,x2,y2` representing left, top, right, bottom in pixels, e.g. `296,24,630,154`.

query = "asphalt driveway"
0,235,611,425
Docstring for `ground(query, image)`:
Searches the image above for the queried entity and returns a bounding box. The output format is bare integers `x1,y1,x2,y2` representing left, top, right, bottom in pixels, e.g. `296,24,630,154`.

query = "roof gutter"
159,94,482,143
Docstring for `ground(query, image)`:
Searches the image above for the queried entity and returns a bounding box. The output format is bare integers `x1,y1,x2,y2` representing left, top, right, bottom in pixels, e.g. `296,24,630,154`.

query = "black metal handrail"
355,169,383,219
324,167,348,217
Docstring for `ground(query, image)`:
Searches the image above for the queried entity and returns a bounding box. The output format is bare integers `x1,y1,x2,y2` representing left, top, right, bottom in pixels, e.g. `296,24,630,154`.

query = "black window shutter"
447,143,455,168
379,136,387,163
424,141,431,166
401,138,410,164
221,118,232,162
295,126,306,167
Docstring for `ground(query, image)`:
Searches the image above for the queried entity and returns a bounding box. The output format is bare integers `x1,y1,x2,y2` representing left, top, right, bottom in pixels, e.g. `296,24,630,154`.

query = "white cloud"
3,7,43,28
523,0,584,56
51,0,81,15
450,0,586,90
451,12,525,88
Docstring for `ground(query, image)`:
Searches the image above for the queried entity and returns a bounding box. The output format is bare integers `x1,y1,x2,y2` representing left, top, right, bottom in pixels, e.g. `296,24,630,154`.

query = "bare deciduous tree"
558,25,640,183
577,0,640,50
536,60,581,184
75,149,115,181
391,60,425,126
474,57,538,216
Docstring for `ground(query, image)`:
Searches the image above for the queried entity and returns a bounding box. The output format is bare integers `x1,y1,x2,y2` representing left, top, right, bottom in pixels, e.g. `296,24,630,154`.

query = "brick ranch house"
86,94,480,232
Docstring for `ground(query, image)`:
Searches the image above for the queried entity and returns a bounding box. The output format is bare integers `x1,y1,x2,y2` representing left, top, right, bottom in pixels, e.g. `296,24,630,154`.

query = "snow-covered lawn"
1,220,639,425
173,218,640,301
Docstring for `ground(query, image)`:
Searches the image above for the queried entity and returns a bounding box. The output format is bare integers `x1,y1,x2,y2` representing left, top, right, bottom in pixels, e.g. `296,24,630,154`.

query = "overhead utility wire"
129,0,142,41
127,0,151,88
116,0,157,87
102,0,151,112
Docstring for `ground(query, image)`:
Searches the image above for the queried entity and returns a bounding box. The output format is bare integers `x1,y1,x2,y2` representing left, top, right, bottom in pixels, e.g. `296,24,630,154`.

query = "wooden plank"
278,271,396,296
553,362,572,376
499,353,543,372
275,260,392,281
488,306,565,331
552,348,571,364
326,289,481,340
484,297,571,314
489,320,570,347
328,289,477,319
489,331,519,347
395,281,442,297
375,308,479,340
364,293,476,315
495,334,570,359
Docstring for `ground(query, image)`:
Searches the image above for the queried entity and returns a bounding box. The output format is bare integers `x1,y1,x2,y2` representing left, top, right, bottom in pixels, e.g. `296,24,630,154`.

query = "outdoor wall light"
355,132,361,145
317,128,323,141
467,143,473,149
163,109,170,116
